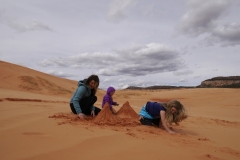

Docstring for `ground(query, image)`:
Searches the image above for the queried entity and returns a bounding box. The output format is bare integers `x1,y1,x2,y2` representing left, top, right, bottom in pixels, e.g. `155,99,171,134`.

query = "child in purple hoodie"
102,86,119,114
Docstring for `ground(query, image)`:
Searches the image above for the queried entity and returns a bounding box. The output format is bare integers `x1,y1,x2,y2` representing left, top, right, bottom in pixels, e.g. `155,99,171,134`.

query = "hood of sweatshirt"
107,87,115,95
78,80,91,95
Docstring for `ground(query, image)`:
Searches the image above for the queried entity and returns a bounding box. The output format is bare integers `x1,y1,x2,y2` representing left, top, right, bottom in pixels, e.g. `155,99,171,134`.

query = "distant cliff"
197,76,240,88
126,85,194,90
125,76,240,90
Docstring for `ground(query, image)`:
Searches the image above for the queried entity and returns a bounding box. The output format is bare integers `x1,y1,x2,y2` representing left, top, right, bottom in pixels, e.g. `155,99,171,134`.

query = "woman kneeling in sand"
69,75,101,119
139,100,187,134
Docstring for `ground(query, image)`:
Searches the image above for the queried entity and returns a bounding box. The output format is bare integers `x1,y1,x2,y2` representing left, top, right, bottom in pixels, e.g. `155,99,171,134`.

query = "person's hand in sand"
111,109,116,115
160,110,175,134
168,130,175,134
139,100,187,134
91,110,95,117
78,113,86,120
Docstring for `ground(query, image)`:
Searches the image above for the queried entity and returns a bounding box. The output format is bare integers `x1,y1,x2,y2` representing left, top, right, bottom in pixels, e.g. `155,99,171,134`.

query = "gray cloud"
173,69,194,76
177,0,240,46
38,43,185,77
177,0,231,37
0,8,4,17
194,75,201,78
7,20,53,32
0,10,52,33
107,0,136,23
2,0,239,89
203,23,240,46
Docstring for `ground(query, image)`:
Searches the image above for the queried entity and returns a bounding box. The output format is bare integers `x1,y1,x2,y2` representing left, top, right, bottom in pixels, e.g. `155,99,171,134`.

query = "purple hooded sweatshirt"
102,87,117,109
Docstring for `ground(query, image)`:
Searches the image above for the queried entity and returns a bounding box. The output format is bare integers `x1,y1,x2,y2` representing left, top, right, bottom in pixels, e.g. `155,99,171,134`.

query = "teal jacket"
70,80,95,114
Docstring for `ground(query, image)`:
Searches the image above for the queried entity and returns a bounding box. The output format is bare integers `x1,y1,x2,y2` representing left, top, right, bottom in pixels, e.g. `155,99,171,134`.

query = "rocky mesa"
126,76,240,90
197,76,240,88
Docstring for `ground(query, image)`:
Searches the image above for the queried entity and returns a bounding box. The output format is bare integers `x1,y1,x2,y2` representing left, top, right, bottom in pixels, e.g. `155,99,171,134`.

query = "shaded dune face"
93,101,140,126
0,60,80,96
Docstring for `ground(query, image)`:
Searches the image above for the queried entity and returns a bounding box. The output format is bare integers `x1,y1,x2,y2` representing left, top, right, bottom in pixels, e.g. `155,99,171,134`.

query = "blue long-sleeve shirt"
139,102,166,119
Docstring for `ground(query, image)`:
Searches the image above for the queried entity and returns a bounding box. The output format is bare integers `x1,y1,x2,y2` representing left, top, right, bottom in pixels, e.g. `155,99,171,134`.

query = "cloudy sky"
1,0,240,89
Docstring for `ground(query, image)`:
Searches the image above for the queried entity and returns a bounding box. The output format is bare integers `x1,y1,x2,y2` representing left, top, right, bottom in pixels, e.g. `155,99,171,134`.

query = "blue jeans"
140,117,160,126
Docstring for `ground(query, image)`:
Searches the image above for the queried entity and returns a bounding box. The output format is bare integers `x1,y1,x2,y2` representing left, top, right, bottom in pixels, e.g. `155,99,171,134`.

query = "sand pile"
117,101,139,119
93,102,122,125
93,101,140,126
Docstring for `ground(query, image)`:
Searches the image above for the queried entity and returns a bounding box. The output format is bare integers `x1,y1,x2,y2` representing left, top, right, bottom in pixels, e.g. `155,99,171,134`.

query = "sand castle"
93,101,140,126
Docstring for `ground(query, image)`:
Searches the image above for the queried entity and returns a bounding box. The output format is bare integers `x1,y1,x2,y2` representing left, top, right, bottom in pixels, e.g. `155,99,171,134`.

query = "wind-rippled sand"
1,60,240,160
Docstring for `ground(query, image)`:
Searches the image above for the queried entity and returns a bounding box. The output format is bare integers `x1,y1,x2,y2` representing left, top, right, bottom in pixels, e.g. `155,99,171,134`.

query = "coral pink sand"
1,60,240,160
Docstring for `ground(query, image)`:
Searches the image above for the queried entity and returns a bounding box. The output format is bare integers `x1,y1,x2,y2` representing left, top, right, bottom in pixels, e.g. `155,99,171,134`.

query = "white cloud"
38,58,69,67
115,78,149,89
120,84,129,89
179,78,188,83
46,70,74,78
38,59,55,67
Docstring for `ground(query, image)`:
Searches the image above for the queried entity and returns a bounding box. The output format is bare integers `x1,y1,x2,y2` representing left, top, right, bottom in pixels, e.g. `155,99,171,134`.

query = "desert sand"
0,60,240,160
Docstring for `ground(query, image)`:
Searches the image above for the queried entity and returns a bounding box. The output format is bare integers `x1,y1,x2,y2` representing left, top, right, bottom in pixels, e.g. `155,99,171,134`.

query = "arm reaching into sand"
160,111,175,134
78,113,86,119
91,110,95,117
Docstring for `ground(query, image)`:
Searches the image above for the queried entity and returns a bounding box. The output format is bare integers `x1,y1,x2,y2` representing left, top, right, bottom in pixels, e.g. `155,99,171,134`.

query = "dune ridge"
0,60,76,95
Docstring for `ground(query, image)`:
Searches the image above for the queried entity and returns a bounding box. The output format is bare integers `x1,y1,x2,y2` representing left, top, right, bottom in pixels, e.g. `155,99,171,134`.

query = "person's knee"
140,118,153,126
94,107,101,115
91,95,97,102
140,118,145,125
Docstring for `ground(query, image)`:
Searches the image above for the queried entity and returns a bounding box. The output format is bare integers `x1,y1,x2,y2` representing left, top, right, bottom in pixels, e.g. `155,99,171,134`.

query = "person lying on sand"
139,100,187,134
102,86,119,114
69,75,101,119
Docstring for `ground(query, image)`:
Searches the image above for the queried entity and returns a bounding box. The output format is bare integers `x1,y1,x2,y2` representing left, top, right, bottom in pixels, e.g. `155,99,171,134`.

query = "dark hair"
85,75,99,95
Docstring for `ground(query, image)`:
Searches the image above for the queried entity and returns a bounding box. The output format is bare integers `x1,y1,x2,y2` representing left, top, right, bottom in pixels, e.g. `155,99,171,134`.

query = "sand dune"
0,60,240,160
1,60,76,95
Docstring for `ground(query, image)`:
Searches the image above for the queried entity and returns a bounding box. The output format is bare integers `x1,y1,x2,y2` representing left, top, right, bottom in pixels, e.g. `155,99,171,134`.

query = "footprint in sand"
198,138,210,141
126,132,137,137
22,132,45,136
218,147,240,157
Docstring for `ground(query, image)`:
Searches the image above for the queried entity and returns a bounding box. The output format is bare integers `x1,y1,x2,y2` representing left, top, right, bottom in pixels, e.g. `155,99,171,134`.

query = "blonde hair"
160,100,188,125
